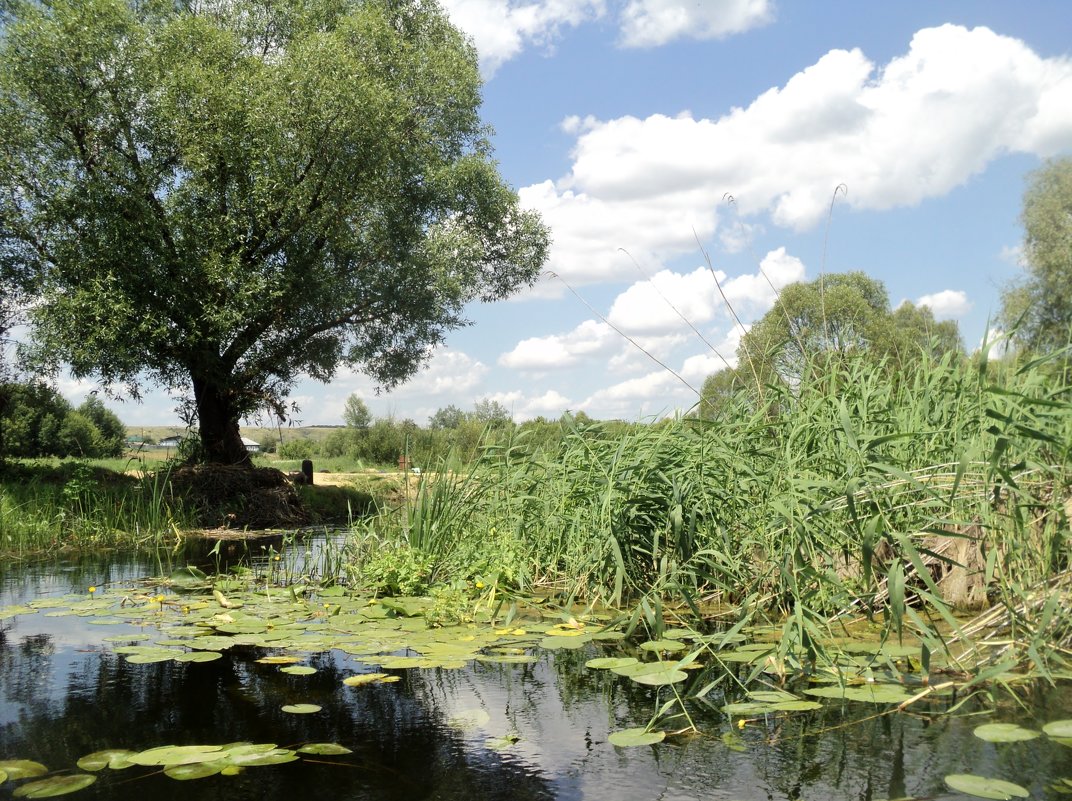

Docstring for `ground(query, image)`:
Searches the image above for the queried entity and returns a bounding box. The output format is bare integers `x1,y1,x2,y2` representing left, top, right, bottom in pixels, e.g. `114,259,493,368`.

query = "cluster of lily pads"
2,572,1071,790
0,742,352,797
941,719,1072,800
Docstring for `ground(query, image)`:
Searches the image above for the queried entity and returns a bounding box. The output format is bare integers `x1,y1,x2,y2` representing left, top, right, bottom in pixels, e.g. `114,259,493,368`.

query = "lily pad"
12,774,96,798
343,673,398,686
639,640,687,653
0,761,48,780
608,728,665,747
803,684,913,704
539,635,590,650
76,750,136,771
296,743,353,755
129,745,224,767
281,704,321,714
485,734,521,751
280,665,317,675
164,762,223,780
944,774,1029,800
1044,720,1072,738
585,657,639,670
973,723,1040,743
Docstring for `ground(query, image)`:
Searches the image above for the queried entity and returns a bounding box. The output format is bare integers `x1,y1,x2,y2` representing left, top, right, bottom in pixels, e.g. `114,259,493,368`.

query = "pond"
2,544,1070,801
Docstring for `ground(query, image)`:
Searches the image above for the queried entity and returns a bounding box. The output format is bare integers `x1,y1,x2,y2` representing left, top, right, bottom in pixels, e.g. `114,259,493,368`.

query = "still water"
1,547,1070,800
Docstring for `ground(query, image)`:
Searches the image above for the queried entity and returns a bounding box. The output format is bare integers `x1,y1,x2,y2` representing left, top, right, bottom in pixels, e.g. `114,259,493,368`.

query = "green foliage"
278,438,315,461
1,0,549,464
359,543,432,596
343,395,372,429
473,398,512,426
1001,157,1072,355
429,404,467,430
738,272,963,389
77,396,125,457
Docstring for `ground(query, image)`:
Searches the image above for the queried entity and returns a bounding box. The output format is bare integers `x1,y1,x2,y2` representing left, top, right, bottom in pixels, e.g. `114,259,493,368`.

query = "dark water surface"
2,548,1070,800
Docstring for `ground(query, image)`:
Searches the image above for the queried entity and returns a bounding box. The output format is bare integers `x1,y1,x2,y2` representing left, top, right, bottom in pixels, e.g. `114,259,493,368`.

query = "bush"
279,438,316,460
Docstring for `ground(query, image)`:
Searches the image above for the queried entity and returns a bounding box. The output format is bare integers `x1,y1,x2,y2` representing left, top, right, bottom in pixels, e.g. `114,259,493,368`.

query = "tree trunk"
192,375,251,466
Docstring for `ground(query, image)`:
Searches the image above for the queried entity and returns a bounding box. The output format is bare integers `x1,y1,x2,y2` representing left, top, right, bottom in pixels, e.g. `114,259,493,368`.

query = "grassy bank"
349,350,1071,676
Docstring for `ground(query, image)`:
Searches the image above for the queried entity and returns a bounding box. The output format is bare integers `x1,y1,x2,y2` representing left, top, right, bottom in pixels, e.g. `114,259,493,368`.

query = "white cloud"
618,0,774,48
523,25,1072,286
498,319,617,369
999,243,1025,266
915,289,973,319
606,247,805,334
440,0,603,76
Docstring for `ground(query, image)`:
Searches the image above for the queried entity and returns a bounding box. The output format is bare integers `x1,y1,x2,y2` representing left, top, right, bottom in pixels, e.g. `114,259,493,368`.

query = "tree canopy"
0,0,549,464
710,272,962,406
342,394,372,429
1001,157,1072,354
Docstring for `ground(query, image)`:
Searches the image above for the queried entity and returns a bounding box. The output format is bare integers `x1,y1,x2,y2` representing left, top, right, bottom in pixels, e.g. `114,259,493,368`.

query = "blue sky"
76,0,1072,428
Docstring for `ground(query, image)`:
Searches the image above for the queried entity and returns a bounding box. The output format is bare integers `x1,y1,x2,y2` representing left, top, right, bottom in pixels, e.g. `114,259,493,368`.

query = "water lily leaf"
297,744,352,755
803,684,913,704
343,673,396,686
1044,720,1072,738
256,655,301,665
589,631,626,641
124,649,182,664
223,748,298,767
485,734,521,751
944,774,1029,799
164,762,223,780
76,750,136,771
608,728,665,747
280,665,317,675
173,651,222,663
449,708,491,730
281,704,321,714
585,657,638,670
639,640,687,653
12,774,96,798
0,761,48,780
0,769,6,784
630,668,688,686
748,690,798,703
129,745,224,767
973,723,1040,743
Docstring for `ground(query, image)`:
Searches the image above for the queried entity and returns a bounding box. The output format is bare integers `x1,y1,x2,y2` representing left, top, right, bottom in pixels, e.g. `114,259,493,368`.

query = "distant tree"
78,396,126,457
696,367,748,420
55,411,104,458
1000,157,1072,354
343,395,372,430
737,272,963,388
0,381,72,458
428,404,468,430
473,398,512,426
1,0,550,466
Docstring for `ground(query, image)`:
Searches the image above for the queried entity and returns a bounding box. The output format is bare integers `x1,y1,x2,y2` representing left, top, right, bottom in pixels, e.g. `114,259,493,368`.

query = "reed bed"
351,349,1071,675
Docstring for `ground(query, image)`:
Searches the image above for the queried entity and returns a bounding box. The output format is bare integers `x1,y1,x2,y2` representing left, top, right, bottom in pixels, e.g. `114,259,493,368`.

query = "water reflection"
2,549,1070,800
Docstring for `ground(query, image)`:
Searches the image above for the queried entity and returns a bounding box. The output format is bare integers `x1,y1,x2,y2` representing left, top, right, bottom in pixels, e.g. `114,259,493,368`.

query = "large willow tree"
0,0,549,464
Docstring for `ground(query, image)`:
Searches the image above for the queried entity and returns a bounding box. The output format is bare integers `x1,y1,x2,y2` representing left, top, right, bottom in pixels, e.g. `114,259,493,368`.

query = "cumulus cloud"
440,0,603,76
498,319,618,369
521,25,1072,285
915,289,973,319
618,0,774,48
606,247,805,334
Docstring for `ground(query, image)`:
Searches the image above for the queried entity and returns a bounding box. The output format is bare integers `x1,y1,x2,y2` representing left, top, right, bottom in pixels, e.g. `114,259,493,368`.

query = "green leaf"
281,704,321,714
13,775,96,798
608,728,665,747
973,723,1040,743
1043,720,1072,738
76,750,136,771
944,774,1029,800
0,761,48,780
296,744,353,756
164,762,223,780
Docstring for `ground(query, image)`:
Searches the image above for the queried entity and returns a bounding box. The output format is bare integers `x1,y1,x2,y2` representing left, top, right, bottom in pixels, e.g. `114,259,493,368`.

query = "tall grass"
351,348,1070,674
0,460,190,556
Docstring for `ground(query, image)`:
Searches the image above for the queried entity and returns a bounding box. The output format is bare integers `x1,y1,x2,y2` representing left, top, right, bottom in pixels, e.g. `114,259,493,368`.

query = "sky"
68,0,1072,428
